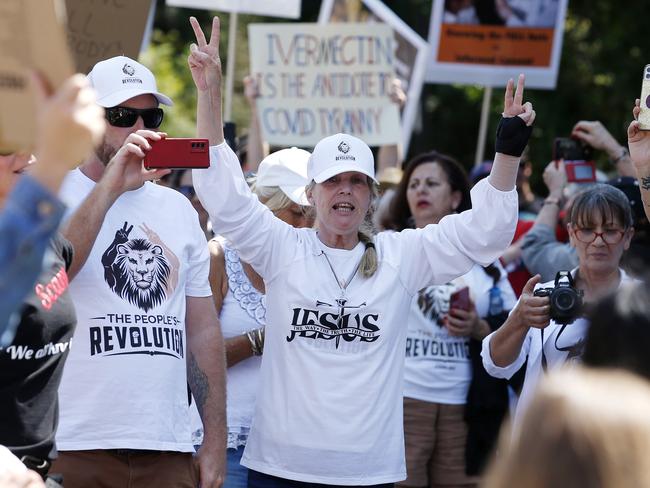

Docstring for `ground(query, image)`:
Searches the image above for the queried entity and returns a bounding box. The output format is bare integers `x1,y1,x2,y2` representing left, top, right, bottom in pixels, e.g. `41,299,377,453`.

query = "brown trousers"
51,449,197,488
397,398,479,488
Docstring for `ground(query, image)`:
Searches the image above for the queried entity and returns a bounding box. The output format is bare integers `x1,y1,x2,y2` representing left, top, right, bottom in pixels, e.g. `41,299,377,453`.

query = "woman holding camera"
482,184,638,421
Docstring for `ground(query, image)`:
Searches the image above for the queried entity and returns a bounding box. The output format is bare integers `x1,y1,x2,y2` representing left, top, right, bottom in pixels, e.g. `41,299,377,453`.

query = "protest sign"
64,0,153,74
166,0,301,19
248,23,400,147
0,0,74,152
426,0,568,89
318,0,428,154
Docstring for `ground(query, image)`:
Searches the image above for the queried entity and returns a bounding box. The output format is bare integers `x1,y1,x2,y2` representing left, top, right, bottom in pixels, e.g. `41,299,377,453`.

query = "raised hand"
115,222,133,243
503,73,536,126
32,72,106,170
188,16,222,92
243,75,260,105
628,99,650,168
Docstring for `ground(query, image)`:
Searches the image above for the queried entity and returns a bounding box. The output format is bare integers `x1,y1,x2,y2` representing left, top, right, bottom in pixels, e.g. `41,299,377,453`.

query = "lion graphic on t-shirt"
102,222,171,312
417,283,455,328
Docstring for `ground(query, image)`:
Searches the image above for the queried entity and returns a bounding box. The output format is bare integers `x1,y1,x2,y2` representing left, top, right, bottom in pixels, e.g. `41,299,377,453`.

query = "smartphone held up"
143,138,210,170
639,64,650,131
553,137,596,183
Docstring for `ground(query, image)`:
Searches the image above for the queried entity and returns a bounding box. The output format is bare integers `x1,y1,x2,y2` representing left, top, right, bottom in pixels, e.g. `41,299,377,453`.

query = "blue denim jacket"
0,175,65,346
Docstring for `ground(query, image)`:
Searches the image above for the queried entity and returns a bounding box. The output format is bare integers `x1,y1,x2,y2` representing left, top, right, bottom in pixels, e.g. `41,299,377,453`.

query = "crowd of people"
2,12,650,488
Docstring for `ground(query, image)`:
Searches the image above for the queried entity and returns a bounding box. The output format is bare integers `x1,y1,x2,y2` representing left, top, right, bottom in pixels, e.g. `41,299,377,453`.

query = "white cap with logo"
87,55,173,108
307,133,377,184
256,147,311,206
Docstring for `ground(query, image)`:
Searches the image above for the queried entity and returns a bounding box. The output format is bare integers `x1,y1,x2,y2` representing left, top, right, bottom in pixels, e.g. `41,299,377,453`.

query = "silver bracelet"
245,328,264,356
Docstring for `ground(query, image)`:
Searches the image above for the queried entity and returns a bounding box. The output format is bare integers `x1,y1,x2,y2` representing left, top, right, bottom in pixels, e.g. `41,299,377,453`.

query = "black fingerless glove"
495,116,532,157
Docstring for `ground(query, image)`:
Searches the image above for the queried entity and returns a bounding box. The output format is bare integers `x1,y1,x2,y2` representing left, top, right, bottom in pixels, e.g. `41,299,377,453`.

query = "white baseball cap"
87,56,173,108
307,133,377,184
256,147,311,206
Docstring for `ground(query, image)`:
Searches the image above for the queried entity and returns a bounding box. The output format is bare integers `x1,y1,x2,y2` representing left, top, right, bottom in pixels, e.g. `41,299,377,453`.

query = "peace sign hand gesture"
503,74,536,126
188,16,222,92
495,73,535,158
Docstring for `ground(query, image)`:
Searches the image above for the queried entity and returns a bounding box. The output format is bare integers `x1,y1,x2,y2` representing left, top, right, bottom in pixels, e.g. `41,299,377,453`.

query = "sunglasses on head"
105,106,164,129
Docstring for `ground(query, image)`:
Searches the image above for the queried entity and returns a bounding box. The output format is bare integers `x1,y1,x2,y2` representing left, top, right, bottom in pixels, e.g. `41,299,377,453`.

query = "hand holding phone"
143,138,210,169
553,137,596,183
449,286,470,312
639,64,650,131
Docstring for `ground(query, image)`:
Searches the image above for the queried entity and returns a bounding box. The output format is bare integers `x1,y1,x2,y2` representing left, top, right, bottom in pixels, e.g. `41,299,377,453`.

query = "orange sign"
438,25,554,67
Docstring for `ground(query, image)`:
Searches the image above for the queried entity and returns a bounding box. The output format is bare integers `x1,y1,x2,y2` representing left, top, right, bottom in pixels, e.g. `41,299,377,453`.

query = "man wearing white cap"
51,55,226,488
189,18,533,487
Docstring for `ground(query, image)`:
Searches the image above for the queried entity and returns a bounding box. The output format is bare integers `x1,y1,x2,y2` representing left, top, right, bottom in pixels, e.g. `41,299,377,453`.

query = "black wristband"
495,116,533,157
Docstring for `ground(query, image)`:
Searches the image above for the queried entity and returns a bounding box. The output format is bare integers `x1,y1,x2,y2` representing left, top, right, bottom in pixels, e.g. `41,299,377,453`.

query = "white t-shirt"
56,169,211,452
193,142,518,485
404,263,516,404
481,268,635,423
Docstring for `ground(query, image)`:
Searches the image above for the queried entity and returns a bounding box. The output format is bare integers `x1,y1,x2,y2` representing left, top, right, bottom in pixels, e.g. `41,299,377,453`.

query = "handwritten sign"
426,0,568,89
0,0,74,152
166,0,301,19
249,23,400,147
64,0,153,74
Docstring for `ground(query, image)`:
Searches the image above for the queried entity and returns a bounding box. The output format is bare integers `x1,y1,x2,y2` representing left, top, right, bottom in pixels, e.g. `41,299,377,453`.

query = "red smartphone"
553,137,596,183
449,286,470,312
143,138,210,169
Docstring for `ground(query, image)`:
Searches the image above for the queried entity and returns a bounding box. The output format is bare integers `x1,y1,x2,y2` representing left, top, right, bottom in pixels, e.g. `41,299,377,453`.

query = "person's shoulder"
59,167,93,197
147,182,195,209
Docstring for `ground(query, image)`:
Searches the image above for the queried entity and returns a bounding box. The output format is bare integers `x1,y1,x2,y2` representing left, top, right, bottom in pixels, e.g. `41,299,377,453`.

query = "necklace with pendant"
320,250,362,299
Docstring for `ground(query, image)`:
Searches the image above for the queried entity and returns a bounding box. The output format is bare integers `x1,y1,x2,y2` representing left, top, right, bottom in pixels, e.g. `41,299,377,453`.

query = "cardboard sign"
166,0,301,19
65,0,153,74
318,0,429,153
249,23,400,147
0,0,74,152
426,0,568,89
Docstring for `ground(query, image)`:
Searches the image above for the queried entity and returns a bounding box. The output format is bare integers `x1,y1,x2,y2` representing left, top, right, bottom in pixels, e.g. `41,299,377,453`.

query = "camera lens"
554,289,576,311
646,73,650,79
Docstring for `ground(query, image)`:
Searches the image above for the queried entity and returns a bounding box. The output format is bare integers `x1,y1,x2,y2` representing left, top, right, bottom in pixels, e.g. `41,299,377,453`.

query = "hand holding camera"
510,275,552,330
533,271,584,326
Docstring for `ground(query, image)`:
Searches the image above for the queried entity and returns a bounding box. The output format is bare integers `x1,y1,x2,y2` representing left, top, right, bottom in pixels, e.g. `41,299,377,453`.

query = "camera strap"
540,324,569,373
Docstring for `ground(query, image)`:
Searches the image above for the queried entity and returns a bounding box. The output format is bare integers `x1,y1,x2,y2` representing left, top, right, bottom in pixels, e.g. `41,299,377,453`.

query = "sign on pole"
426,0,568,89
318,0,429,154
166,0,301,19
248,22,401,147
0,0,74,152
64,0,153,74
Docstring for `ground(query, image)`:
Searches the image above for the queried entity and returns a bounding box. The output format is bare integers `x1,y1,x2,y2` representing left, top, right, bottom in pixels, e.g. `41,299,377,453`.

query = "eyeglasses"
574,227,626,244
105,106,164,129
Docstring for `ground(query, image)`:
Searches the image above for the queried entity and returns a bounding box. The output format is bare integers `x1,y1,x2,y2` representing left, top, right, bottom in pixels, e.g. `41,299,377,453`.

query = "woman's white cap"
256,147,311,206
307,133,377,184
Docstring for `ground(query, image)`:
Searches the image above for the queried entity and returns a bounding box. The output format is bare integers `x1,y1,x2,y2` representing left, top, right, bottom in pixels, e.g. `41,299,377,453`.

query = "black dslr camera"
533,271,584,325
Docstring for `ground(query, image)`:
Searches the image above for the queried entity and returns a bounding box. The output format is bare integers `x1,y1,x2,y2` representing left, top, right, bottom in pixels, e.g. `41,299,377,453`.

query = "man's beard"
95,140,119,166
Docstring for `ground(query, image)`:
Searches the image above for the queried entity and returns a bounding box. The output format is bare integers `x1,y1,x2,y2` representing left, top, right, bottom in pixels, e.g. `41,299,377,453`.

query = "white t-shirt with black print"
55,169,211,452
404,263,517,405
193,142,518,485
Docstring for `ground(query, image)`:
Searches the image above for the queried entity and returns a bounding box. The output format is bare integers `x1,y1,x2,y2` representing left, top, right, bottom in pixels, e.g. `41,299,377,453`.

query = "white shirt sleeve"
184,207,212,298
192,142,297,280
382,178,518,294
481,327,531,379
